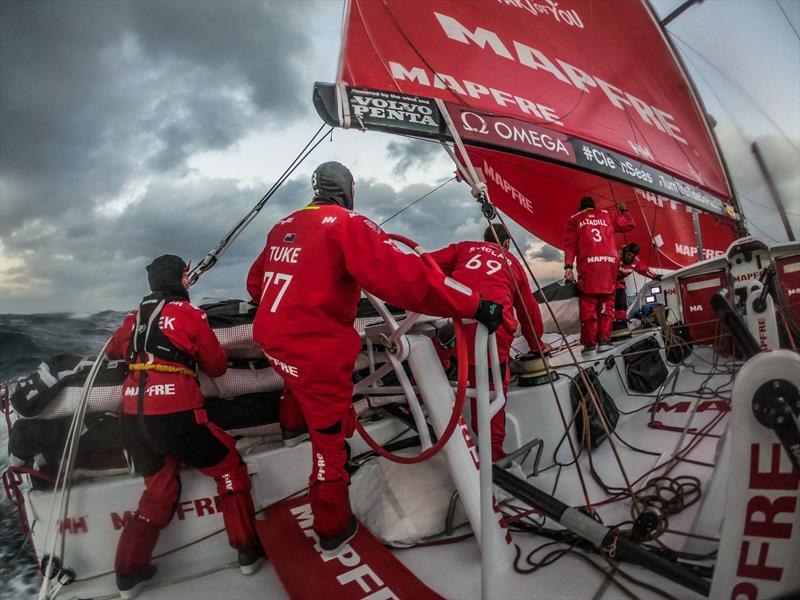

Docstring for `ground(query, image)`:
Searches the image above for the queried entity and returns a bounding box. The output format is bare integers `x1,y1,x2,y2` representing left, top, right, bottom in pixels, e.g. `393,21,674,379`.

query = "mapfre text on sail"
389,11,687,145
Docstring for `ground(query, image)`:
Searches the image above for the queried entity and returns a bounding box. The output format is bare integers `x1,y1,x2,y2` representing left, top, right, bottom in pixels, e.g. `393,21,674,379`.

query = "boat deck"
130,336,732,600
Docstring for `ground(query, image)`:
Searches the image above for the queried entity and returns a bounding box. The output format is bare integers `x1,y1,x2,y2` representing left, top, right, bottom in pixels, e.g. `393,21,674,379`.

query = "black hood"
311,161,354,210
146,254,188,297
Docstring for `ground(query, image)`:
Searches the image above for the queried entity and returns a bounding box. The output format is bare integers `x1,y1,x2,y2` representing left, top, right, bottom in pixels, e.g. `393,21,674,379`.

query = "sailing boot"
319,514,359,558
581,344,596,356
238,543,268,575
117,565,157,600
597,339,613,351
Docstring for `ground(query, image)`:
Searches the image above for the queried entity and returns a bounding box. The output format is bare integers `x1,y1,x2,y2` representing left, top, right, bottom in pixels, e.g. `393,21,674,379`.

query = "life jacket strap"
129,363,197,378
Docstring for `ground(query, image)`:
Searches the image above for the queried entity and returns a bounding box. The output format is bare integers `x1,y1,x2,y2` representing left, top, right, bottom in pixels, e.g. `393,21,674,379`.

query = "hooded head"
147,254,189,295
622,242,640,264
484,223,511,248
311,161,355,210
579,196,595,211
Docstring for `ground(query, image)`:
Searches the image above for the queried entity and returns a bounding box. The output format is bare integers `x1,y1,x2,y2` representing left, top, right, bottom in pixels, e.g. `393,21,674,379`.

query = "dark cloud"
0,0,310,237
0,163,480,312
385,138,443,177
527,244,561,262
0,1,318,312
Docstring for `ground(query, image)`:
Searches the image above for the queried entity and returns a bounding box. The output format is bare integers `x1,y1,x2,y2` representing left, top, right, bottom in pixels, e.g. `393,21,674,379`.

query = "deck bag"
204,392,282,431
349,454,464,547
534,281,581,335
623,337,668,393
665,323,693,364
198,358,284,399
201,299,262,359
9,412,127,487
10,355,127,419
570,368,620,448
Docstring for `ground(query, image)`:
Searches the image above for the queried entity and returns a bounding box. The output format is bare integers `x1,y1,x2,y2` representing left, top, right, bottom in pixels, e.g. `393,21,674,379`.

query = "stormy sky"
1,0,798,314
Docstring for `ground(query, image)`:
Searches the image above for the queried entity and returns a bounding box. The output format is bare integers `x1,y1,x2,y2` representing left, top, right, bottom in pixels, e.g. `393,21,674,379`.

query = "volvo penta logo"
461,111,488,135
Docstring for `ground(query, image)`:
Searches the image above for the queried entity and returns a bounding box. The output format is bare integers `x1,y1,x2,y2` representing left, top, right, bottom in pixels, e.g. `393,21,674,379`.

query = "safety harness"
128,293,197,372
127,292,198,446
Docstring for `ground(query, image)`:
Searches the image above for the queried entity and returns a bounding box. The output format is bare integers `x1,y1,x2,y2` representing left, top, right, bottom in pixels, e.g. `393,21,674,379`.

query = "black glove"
654,274,663,281
473,299,504,334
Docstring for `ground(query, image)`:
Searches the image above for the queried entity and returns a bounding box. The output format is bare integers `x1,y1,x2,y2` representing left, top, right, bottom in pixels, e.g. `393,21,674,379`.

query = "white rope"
435,99,487,196
39,338,112,600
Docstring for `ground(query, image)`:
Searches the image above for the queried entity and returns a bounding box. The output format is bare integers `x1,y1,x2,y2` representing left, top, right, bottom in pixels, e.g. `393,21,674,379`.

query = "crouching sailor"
563,196,634,354
247,161,503,557
107,255,264,599
613,242,661,337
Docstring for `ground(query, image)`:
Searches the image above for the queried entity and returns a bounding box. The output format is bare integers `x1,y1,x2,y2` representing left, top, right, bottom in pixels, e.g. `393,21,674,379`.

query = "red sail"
466,146,734,268
337,0,736,264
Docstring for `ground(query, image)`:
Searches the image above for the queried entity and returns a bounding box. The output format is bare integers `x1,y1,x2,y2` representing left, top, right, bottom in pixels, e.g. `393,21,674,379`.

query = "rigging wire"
741,193,800,216
670,32,800,155
378,177,456,226
775,0,800,41
745,218,781,243
188,124,332,285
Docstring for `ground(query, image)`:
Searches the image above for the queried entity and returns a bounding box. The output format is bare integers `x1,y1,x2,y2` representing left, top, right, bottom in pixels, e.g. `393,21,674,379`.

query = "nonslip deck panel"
257,495,443,600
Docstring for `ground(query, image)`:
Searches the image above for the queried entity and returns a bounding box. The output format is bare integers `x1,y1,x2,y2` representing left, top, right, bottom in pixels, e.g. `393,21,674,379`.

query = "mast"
653,0,749,239
751,141,796,241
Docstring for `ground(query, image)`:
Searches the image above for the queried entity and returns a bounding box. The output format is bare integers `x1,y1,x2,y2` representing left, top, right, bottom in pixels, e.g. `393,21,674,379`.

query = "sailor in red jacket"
614,242,661,323
108,255,263,599
429,223,549,461
563,196,634,353
247,161,503,556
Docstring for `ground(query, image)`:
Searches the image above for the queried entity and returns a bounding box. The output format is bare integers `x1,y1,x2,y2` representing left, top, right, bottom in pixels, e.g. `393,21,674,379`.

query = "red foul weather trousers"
115,411,258,577
276,367,356,540
468,363,510,463
579,293,615,346
614,288,628,322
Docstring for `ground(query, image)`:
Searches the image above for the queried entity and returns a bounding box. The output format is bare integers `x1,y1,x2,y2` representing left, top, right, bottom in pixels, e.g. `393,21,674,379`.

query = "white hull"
21,334,737,600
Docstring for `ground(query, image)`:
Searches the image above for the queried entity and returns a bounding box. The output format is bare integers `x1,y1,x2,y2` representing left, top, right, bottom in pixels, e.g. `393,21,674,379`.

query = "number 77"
261,271,294,312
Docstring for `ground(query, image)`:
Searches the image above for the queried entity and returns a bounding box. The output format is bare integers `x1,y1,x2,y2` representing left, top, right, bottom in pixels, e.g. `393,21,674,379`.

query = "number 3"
591,228,602,242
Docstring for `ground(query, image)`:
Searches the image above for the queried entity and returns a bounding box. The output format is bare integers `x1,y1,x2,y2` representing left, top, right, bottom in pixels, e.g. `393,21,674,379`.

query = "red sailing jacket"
247,204,480,380
563,208,634,294
616,253,658,291
107,301,228,415
429,241,544,362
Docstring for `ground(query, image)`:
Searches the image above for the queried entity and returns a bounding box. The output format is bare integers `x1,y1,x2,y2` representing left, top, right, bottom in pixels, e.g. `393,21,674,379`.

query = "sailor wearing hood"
614,242,661,325
563,196,635,354
429,223,549,462
247,161,504,556
107,255,264,599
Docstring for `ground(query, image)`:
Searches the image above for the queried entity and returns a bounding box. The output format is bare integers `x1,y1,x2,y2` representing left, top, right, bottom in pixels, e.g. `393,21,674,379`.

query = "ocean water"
0,311,125,599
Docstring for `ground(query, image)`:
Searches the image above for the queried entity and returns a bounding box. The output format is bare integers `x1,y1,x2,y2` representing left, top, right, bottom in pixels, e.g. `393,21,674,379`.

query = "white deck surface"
23,334,734,600
134,336,729,600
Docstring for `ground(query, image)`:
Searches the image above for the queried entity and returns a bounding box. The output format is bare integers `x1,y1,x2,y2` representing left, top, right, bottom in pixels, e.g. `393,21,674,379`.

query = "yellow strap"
301,205,320,210
129,363,197,378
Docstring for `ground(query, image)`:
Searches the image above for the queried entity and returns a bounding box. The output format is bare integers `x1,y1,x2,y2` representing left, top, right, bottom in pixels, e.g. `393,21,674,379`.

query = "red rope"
353,234,471,464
